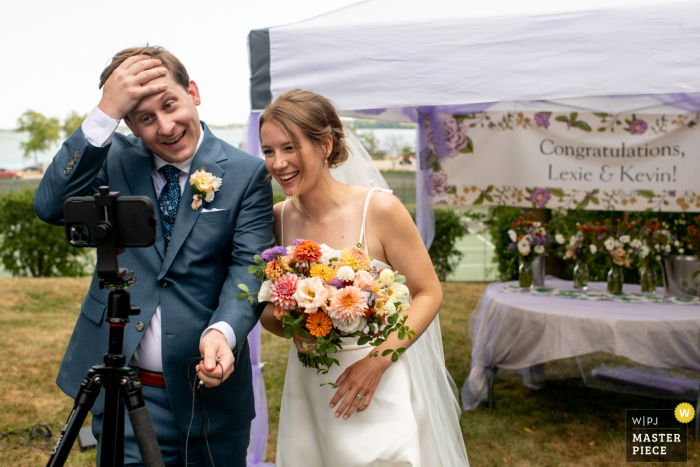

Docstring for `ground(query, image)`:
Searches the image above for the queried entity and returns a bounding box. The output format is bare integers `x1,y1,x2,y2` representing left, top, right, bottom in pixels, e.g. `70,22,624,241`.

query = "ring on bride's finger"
356,395,362,400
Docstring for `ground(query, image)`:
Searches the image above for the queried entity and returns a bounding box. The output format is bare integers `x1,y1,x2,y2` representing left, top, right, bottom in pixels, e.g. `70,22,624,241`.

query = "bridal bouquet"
238,239,414,376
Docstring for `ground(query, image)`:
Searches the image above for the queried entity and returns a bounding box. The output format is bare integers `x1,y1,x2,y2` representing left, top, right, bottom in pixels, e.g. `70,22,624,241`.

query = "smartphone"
63,196,156,248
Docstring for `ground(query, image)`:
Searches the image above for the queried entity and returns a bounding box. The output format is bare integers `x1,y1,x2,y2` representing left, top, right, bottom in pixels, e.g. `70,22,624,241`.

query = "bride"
258,90,469,467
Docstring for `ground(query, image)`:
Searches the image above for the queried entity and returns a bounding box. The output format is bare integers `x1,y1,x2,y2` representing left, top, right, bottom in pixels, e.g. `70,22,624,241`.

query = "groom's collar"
150,122,205,174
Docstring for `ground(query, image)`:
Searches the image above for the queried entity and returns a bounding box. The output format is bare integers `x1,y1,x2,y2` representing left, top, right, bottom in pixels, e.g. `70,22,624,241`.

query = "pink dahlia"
328,285,368,322
270,273,299,310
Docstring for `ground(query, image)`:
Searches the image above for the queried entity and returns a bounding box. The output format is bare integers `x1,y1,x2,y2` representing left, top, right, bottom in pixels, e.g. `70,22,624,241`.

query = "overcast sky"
1,0,361,130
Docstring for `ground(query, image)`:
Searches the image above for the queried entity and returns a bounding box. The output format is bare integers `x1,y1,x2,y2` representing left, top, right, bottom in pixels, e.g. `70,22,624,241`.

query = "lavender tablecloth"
462,278,700,410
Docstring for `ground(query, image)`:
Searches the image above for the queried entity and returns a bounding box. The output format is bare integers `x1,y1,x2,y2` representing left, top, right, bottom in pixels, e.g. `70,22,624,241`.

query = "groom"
35,46,274,465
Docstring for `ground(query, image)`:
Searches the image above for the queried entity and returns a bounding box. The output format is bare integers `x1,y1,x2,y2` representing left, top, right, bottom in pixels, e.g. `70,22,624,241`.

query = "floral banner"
422,111,700,211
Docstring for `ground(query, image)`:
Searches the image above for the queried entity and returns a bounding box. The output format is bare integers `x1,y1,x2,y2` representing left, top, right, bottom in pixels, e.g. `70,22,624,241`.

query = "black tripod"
47,188,164,467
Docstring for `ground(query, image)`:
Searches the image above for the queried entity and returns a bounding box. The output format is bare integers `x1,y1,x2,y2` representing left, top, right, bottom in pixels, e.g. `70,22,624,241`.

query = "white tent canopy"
249,0,700,117
243,1,700,453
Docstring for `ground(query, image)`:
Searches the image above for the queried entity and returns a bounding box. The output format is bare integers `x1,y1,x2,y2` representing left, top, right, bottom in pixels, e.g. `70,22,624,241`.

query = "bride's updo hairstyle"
259,89,349,199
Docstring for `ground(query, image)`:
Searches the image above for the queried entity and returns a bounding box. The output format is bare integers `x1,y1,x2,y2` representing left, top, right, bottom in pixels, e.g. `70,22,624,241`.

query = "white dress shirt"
81,107,236,371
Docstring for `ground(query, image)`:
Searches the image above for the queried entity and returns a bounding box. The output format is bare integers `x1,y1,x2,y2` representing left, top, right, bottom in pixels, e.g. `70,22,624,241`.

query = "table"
462,278,700,425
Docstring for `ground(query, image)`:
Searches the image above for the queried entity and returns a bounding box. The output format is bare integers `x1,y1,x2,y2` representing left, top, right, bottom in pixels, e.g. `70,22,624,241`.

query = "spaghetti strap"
359,187,383,253
280,198,291,246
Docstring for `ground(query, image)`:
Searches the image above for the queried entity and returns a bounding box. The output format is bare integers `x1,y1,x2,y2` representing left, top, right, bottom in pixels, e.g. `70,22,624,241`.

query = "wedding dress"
274,187,470,467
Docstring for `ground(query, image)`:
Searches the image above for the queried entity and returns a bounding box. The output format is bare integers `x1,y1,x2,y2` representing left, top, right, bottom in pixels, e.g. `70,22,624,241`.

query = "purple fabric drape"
245,112,263,159
415,104,494,249
242,112,273,466
246,322,273,467
649,93,700,112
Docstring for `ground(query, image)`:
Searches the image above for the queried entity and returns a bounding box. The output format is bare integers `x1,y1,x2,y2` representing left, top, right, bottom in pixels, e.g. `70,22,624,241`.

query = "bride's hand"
329,355,392,420
293,330,318,354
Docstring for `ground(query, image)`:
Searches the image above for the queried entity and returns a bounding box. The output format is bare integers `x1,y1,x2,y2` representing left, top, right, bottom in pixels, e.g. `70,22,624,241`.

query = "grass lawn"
1,278,698,466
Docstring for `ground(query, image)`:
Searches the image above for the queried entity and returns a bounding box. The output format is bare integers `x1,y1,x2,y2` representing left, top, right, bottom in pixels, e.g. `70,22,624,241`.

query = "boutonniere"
189,168,223,210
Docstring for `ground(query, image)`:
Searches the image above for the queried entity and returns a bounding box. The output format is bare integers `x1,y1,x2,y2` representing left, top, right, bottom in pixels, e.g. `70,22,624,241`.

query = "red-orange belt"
138,370,166,388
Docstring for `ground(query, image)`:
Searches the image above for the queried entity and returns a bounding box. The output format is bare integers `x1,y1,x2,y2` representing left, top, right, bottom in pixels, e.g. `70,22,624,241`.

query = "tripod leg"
47,371,102,467
122,371,165,467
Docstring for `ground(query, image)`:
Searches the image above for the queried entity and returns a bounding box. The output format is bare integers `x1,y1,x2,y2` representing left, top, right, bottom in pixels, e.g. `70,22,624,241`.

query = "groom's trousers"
91,382,250,466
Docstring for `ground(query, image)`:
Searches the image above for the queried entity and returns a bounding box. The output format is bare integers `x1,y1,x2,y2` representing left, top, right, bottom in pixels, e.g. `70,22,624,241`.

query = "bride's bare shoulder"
273,200,287,219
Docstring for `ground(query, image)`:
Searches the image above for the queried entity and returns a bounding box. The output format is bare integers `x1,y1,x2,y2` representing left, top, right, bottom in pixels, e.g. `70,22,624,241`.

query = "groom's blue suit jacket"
34,122,274,435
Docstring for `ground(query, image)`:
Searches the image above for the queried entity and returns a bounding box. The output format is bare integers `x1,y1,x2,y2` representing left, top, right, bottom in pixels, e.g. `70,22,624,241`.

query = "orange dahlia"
339,247,371,271
310,264,334,284
306,311,332,338
295,240,322,263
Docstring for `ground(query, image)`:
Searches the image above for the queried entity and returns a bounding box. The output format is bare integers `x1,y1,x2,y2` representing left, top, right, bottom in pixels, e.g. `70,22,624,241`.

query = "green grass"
1,279,698,466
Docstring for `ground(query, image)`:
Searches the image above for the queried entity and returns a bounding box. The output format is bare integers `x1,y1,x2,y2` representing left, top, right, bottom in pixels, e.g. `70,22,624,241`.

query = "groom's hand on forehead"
97,55,169,121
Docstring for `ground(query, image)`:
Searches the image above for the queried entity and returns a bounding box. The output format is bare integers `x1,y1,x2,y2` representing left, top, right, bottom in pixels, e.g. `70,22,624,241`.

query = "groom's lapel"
158,124,226,279
121,146,166,260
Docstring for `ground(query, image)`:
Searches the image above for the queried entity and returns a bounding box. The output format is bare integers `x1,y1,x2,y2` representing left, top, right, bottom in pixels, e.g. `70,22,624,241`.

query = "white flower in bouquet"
674,240,681,247
614,239,622,249
318,243,336,264
604,237,616,251
517,237,531,256
378,269,395,286
533,222,541,228
536,227,547,237
388,282,409,301
331,316,368,334
258,280,272,303
629,239,643,249
619,235,630,244
379,296,399,317
665,244,671,253
656,255,662,261
534,245,545,255
396,301,411,316
655,243,661,250
293,277,330,313
589,244,598,254
555,234,565,245
639,245,650,259
336,265,356,282
508,229,517,242
679,248,685,254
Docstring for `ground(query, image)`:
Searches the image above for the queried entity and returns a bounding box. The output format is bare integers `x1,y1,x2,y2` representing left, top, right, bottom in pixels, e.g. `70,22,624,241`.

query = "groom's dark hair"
98,45,190,92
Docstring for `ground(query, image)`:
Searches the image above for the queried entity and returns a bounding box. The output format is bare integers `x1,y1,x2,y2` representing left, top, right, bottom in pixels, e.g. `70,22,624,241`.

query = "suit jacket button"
135,322,144,331
159,280,168,288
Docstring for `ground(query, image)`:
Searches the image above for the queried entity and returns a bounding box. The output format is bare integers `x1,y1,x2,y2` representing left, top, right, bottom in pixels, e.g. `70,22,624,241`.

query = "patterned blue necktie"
158,165,181,251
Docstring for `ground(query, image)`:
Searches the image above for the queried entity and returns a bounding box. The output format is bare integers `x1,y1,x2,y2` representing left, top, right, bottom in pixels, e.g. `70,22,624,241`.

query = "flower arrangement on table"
237,240,415,377
507,216,548,288
599,216,640,293
556,221,606,289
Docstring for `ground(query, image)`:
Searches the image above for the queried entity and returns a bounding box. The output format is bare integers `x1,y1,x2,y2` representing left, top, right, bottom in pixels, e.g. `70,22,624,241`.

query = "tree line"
16,110,87,165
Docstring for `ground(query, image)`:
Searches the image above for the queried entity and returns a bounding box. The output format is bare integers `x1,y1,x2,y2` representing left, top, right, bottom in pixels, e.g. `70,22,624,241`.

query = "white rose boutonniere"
189,168,223,210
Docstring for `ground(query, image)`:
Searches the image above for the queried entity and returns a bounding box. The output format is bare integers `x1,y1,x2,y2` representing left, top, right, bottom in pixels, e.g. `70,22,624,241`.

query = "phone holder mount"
93,186,136,290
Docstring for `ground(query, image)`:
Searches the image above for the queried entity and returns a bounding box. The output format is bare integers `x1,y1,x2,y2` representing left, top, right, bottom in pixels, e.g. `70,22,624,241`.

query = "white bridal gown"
275,189,470,467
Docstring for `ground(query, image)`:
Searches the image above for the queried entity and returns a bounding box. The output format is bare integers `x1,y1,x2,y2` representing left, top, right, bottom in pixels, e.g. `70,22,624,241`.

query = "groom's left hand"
196,330,235,388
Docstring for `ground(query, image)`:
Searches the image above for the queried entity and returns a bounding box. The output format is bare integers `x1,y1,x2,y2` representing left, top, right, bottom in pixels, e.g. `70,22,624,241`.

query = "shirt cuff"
81,106,120,147
201,322,237,350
